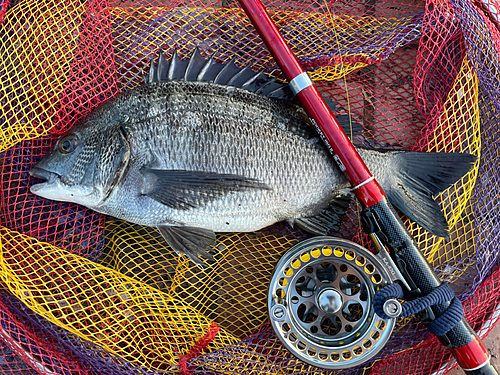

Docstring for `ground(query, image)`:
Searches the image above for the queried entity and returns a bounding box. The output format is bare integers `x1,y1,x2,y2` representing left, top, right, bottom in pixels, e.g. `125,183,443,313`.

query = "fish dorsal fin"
144,48,294,100
184,48,207,81
157,51,170,81
169,50,189,80
143,49,361,118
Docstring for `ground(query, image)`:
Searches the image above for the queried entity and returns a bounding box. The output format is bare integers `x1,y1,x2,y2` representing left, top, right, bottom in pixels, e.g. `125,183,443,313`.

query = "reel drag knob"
318,288,343,314
268,237,398,369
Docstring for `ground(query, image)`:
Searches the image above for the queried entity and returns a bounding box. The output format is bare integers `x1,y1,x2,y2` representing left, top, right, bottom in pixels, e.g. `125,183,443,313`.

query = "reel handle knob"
382,299,402,318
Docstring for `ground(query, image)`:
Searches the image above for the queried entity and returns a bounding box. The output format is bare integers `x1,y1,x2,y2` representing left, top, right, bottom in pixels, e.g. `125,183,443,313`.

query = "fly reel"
268,237,397,369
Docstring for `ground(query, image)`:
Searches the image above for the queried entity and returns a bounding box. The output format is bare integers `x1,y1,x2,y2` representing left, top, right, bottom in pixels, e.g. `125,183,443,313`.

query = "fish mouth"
29,167,61,192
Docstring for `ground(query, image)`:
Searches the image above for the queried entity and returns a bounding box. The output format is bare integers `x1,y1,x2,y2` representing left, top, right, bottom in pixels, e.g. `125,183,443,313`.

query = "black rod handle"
365,198,496,372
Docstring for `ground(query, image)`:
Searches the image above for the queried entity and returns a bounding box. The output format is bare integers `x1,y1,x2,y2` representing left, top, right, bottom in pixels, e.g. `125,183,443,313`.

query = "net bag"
0,0,499,373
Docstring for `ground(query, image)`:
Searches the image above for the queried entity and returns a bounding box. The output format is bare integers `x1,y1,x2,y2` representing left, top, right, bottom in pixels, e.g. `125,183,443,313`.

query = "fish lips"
29,167,95,203
29,167,62,195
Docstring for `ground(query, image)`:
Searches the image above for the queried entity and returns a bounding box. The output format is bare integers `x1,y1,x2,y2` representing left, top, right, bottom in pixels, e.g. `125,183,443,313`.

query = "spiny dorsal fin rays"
184,48,207,81
145,49,292,100
226,65,255,87
241,71,269,92
255,80,285,96
167,50,177,80
196,53,216,82
267,85,292,99
213,58,240,85
168,50,190,80
199,58,225,82
147,61,157,83
144,49,362,133
158,51,170,81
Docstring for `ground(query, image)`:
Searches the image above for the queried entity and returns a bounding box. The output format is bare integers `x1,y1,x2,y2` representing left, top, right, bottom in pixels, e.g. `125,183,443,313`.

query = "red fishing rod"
238,0,499,373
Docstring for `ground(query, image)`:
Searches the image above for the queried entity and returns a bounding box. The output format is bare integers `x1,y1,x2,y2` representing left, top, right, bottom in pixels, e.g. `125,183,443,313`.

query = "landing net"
0,0,499,373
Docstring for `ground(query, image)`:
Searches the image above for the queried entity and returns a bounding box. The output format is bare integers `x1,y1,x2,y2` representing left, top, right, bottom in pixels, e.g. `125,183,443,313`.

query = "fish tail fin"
379,151,477,238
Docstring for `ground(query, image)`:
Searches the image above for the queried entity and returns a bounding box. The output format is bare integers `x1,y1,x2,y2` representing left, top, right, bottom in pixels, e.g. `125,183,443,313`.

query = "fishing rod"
237,0,499,373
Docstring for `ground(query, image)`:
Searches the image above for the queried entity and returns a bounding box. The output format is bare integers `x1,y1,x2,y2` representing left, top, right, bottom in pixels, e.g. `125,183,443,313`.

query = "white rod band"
461,355,491,371
351,176,375,191
289,72,313,96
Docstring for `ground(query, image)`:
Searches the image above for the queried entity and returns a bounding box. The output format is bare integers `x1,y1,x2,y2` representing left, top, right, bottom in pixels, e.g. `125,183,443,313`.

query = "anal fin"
157,225,216,268
295,192,354,235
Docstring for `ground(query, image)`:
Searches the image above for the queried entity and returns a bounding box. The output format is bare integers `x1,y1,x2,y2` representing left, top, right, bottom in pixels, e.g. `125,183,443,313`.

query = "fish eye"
58,135,78,154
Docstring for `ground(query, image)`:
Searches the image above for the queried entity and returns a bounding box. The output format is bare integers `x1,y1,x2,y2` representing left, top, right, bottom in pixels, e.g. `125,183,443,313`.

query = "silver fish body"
103,81,348,229
33,81,349,228
30,51,476,266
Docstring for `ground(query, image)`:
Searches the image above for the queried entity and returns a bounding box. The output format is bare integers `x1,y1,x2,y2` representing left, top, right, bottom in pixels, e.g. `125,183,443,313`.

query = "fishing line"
322,0,363,236
322,0,355,141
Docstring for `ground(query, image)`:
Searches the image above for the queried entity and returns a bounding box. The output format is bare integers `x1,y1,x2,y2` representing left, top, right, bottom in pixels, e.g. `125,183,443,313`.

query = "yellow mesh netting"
110,5,418,82
103,51,481,352
404,56,480,262
0,0,87,151
0,227,238,370
423,57,480,271
102,222,302,339
0,3,419,151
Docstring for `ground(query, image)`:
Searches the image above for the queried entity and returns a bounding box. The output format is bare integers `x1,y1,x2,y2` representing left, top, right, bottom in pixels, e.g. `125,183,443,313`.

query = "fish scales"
103,81,343,231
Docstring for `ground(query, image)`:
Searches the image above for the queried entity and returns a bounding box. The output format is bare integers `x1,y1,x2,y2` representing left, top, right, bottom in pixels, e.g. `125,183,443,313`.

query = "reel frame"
268,237,397,369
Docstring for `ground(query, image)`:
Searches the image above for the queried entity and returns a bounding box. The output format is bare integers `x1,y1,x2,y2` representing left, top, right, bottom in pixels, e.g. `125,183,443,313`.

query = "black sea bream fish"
30,49,476,267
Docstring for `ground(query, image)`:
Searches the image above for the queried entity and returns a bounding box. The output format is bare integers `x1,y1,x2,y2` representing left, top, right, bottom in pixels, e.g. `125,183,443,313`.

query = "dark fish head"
30,108,130,207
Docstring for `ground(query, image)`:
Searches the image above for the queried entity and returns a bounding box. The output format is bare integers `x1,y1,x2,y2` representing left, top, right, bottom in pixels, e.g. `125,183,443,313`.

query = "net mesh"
0,0,499,374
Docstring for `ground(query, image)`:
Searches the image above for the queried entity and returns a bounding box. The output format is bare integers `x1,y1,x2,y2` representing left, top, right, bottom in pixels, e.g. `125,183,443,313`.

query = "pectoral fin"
141,169,270,210
157,225,216,267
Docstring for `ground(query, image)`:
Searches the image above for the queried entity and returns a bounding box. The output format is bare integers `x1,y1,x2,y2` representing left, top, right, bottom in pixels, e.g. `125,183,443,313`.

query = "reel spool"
268,237,397,369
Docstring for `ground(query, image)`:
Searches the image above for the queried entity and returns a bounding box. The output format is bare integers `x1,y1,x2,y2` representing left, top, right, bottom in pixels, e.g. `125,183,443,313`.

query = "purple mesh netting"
169,0,500,372
0,291,171,375
110,4,424,92
186,320,430,374
0,0,499,373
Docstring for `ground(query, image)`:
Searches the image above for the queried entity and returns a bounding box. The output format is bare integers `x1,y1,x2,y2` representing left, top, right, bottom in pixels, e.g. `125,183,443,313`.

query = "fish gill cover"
0,0,498,374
